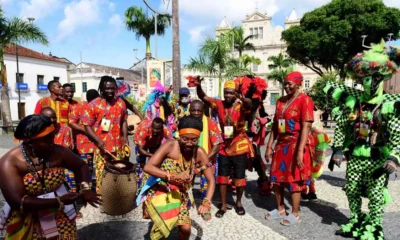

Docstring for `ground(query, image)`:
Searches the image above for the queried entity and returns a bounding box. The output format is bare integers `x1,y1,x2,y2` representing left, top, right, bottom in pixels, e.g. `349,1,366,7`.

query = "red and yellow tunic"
134,119,173,149
270,93,315,191
69,101,95,155
82,97,128,153
208,98,254,157
34,97,69,124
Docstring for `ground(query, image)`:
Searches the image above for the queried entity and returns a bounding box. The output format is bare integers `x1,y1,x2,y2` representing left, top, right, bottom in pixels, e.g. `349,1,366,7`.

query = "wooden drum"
100,161,137,216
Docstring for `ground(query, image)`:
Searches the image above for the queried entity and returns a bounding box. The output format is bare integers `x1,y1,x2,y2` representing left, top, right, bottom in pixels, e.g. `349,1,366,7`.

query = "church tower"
285,8,300,29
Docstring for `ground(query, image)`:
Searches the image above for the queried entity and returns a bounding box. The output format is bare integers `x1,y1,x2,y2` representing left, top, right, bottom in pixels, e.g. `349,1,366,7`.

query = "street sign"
16,83,28,91
37,84,48,91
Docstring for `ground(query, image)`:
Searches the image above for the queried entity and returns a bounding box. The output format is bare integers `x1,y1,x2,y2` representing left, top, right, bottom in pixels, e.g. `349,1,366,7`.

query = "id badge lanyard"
279,92,300,133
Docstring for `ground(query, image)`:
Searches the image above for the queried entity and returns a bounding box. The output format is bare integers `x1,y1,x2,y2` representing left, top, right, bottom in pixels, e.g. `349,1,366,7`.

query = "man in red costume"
196,78,253,218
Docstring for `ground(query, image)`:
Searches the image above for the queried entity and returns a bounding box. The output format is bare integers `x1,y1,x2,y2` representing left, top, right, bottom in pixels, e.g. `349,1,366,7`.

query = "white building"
1,44,69,120
69,62,141,101
182,8,321,113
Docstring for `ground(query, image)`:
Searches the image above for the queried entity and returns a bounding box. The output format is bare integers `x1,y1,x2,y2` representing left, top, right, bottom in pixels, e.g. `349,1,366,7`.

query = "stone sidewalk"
0,135,399,239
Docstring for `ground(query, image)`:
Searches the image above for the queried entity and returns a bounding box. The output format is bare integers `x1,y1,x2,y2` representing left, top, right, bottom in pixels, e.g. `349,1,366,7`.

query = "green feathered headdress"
345,40,399,82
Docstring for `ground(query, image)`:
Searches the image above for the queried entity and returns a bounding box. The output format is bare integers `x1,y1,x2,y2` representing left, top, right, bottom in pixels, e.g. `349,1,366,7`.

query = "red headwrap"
234,75,268,100
285,72,303,85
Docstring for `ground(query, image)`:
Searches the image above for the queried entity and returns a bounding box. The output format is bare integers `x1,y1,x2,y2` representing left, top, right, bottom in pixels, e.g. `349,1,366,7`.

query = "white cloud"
108,1,115,12
0,0,12,4
384,0,400,8
108,13,122,36
189,26,207,44
56,0,103,41
19,0,61,20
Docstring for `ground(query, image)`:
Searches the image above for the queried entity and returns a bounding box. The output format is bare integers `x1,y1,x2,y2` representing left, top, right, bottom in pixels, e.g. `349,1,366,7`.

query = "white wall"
3,55,68,120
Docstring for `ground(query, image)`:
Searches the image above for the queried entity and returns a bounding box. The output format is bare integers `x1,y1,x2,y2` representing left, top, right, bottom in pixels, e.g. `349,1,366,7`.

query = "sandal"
235,206,246,216
215,209,226,218
280,214,301,226
265,209,286,220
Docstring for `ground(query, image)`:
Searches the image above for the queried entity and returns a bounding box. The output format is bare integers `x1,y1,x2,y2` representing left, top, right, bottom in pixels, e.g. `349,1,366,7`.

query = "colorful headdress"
142,81,169,112
186,75,203,88
346,40,399,82
224,80,237,90
116,80,131,99
234,75,268,100
285,72,303,85
15,125,55,142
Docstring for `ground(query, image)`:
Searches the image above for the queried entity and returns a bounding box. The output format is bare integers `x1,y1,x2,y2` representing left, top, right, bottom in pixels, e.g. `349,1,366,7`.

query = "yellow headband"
224,80,237,90
179,128,201,137
15,125,55,142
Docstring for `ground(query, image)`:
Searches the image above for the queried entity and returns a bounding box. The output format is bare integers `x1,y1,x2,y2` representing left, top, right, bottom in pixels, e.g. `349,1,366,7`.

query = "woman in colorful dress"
265,72,315,226
0,115,101,239
138,116,215,240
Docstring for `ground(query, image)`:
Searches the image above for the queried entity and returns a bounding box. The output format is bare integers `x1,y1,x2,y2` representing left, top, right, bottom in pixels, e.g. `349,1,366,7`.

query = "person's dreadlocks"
98,76,117,96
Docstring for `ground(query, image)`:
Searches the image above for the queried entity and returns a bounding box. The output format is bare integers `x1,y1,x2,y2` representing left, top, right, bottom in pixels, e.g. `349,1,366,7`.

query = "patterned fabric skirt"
270,141,313,192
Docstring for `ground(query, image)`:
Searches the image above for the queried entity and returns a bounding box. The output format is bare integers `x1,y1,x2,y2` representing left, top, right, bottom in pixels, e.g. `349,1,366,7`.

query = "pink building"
384,71,400,94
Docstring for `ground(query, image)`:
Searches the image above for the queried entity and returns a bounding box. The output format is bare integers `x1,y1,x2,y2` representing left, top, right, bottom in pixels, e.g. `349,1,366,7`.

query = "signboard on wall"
147,60,164,91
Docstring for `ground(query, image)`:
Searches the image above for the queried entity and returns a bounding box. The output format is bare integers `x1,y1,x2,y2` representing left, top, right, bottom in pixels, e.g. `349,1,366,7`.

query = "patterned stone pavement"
0,135,399,239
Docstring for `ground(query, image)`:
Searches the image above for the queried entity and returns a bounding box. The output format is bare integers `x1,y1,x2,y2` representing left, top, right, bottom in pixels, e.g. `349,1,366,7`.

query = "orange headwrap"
224,80,237,90
179,128,201,137
14,125,55,142
285,72,303,85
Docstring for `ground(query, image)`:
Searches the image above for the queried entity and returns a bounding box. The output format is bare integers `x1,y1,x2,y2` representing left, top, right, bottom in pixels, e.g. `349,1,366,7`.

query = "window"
53,77,60,81
82,82,87,93
252,63,258,72
37,75,44,85
249,28,253,37
304,80,310,89
270,93,280,105
71,83,76,92
254,28,258,39
16,73,24,83
259,27,263,39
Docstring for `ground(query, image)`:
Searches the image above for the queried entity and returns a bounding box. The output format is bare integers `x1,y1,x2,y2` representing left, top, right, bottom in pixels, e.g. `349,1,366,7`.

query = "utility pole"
172,0,181,89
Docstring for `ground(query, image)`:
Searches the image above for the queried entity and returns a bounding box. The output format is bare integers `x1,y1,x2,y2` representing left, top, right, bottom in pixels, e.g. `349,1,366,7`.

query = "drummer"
134,117,173,188
82,76,129,193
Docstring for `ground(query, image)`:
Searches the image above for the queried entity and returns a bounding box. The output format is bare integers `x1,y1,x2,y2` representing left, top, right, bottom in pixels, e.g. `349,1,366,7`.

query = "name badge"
359,123,369,140
101,119,111,132
278,119,286,133
224,126,234,139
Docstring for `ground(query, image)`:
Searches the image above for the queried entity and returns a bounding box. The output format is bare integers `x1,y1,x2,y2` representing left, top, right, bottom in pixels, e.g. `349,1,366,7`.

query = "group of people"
0,40,399,239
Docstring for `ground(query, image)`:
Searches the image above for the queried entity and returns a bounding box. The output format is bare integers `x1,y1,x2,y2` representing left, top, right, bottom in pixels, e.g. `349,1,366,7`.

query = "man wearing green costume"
325,40,400,239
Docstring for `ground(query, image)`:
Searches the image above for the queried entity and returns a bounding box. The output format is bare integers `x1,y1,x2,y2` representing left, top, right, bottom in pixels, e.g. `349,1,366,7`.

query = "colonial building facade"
1,44,69,120
182,9,321,113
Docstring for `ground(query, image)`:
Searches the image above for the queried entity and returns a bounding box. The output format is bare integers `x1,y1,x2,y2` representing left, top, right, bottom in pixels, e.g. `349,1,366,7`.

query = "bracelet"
20,195,28,213
56,196,64,212
202,198,212,211
80,181,90,191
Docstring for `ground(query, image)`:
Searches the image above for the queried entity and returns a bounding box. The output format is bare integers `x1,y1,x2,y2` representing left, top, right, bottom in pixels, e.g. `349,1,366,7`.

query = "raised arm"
122,98,144,120
196,83,213,104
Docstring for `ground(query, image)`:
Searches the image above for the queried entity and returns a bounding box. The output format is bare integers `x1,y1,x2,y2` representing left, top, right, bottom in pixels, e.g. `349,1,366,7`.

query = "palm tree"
0,9,48,130
267,53,296,96
222,26,255,57
125,6,171,58
186,37,231,96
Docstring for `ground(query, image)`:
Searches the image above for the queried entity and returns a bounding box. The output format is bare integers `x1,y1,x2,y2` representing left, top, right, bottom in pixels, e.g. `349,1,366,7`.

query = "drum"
100,161,137,216
127,114,141,135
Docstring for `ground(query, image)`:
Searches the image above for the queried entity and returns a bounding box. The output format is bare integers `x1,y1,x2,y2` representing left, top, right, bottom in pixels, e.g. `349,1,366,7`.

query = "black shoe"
301,193,309,202
308,192,318,202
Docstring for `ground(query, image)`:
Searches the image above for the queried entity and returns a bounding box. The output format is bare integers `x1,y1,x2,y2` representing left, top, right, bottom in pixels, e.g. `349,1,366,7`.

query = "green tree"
266,53,295,96
222,26,255,57
282,0,400,78
125,6,171,58
309,73,338,111
0,8,48,128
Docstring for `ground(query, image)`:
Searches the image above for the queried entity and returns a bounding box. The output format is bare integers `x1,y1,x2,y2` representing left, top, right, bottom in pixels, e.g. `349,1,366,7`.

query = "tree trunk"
218,72,222,98
145,37,152,59
172,0,181,91
0,56,13,133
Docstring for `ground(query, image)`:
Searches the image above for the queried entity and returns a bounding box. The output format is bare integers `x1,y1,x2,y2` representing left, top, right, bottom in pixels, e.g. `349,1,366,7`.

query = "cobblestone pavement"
0,135,399,239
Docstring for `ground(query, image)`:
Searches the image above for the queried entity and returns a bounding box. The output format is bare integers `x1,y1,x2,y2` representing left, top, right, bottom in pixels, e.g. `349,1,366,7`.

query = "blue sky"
1,0,399,69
